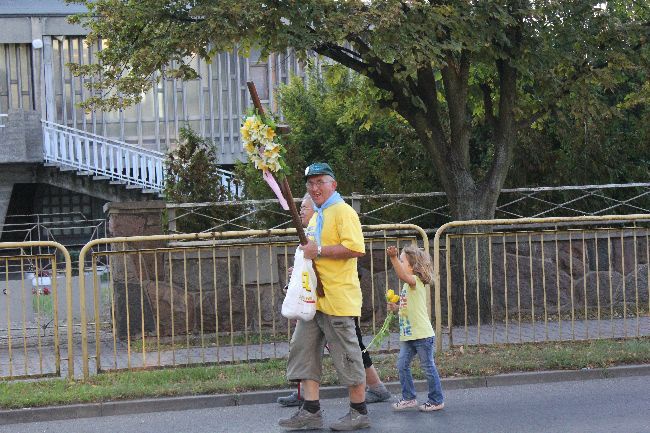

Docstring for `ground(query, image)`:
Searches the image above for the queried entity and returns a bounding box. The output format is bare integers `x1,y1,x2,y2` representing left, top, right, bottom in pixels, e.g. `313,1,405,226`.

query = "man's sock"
350,401,368,415
368,383,388,393
303,399,320,414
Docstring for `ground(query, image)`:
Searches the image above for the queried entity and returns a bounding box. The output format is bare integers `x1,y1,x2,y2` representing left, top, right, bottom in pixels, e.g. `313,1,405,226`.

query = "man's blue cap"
304,162,336,180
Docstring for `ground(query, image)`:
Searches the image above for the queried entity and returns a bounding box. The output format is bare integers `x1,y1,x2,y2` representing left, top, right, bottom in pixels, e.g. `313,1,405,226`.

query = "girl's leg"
415,337,444,405
397,340,417,400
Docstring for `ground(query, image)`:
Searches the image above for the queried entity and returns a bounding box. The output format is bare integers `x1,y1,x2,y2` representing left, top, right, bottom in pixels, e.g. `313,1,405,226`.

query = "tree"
69,0,647,221
237,67,438,193
69,0,647,323
235,66,440,227
164,127,234,232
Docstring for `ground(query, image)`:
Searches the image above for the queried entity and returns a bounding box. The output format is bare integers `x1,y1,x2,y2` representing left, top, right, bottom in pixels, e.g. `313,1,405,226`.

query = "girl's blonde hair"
402,245,433,285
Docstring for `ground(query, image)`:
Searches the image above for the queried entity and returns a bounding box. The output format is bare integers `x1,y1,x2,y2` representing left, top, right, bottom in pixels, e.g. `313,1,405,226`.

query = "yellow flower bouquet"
241,112,290,208
364,289,400,352
386,289,400,304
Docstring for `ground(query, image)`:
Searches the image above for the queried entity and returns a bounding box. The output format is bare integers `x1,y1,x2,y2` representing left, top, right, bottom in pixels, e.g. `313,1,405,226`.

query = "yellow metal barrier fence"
433,215,650,353
0,241,73,379
78,224,428,379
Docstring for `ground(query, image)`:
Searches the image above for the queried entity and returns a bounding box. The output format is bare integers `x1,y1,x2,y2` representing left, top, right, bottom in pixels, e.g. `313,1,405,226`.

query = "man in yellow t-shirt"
279,163,370,432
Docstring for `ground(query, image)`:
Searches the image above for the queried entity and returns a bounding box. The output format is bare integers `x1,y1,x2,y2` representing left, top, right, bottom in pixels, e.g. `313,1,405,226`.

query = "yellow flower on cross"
241,114,287,175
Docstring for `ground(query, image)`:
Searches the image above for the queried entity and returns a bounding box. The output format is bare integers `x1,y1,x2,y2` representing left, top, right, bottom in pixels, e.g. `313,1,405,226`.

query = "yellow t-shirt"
398,275,434,341
306,201,365,316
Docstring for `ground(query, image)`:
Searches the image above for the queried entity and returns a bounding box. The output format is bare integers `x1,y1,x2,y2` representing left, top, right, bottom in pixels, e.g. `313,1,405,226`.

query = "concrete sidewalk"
1,363,649,426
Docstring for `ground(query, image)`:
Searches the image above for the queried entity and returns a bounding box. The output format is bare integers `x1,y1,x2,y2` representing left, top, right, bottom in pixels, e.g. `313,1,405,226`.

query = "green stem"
363,312,395,352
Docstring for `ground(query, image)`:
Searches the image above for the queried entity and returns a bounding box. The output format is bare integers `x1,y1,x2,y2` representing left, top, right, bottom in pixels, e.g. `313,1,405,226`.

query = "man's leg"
349,382,365,403
278,321,306,407
322,315,370,431
297,314,325,414
302,379,320,400
365,365,381,387
279,315,325,430
364,365,391,402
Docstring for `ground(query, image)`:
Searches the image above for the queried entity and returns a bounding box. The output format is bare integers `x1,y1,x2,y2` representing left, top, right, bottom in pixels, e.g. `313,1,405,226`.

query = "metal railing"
166,182,650,233
0,212,109,275
0,241,73,380
2,211,108,243
42,120,165,192
433,214,650,353
41,120,241,197
3,216,650,381
76,224,428,379
216,168,242,197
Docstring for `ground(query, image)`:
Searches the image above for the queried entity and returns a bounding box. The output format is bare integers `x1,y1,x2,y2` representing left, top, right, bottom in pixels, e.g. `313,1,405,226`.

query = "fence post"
167,208,176,233
93,201,166,375
351,192,361,215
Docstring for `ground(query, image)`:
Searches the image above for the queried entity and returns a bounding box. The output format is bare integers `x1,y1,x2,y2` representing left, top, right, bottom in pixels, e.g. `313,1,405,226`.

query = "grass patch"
1,337,648,410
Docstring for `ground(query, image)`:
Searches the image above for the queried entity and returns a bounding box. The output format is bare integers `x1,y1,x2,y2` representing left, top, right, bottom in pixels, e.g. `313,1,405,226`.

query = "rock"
144,280,194,337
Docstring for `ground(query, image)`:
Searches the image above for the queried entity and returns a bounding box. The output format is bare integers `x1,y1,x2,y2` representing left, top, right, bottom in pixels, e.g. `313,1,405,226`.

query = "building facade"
0,0,303,241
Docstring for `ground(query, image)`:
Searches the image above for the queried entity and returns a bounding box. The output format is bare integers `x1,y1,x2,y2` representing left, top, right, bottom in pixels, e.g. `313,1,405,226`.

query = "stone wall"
106,201,292,339
105,201,165,338
441,232,650,319
106,202,649,339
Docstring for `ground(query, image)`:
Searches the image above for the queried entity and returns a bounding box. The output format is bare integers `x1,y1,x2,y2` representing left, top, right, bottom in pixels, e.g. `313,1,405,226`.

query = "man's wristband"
317,245,322,257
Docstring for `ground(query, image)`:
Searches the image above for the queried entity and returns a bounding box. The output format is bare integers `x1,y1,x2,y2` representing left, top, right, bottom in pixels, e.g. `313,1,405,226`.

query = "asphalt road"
2,376,649,433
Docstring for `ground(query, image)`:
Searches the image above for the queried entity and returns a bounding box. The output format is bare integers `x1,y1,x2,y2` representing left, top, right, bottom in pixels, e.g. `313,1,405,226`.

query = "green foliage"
238,66,437,199
164,127,233,232
164,127,225,203
364,312,396,352
70,0,648,220
234,66,440,227
508,62,650,188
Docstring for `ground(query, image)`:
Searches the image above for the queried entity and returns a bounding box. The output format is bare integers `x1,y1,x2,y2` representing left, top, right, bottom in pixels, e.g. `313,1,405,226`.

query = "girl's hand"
386,245,417,287
387,302,399,312
386,246,399,258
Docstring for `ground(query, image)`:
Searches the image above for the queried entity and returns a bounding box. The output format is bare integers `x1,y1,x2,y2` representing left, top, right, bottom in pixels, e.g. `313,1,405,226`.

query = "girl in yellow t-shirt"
387,245,445,413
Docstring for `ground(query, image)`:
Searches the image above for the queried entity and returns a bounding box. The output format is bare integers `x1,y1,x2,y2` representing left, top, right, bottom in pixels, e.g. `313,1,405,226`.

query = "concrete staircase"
42,121,165,196
41,121,240,199
0,112,241,235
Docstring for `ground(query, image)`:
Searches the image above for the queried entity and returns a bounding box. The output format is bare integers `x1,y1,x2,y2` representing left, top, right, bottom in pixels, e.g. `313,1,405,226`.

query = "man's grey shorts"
287,311,365,386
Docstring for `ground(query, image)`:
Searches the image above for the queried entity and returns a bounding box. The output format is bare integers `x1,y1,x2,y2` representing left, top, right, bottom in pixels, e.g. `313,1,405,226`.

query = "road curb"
1,364,649,426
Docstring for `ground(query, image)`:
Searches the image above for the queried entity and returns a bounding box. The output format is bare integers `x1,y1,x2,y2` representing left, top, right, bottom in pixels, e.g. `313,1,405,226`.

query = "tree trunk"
402,105,508,327
385,56,518,327
446,188,498,326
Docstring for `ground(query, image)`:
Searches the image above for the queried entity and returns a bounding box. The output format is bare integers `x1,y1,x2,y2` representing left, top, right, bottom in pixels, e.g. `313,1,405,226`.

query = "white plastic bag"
281,248,317,321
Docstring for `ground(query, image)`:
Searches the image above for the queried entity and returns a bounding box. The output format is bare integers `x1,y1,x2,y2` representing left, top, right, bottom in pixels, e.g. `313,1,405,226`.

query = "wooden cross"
246,81,325,297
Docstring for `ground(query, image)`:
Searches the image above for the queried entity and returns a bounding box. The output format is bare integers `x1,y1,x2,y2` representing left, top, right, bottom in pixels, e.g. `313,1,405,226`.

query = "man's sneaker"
419,401,445,412
278,391,304,407
278,407,323,430
329,408,370,431
392,398,418,411
365,386,392,403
